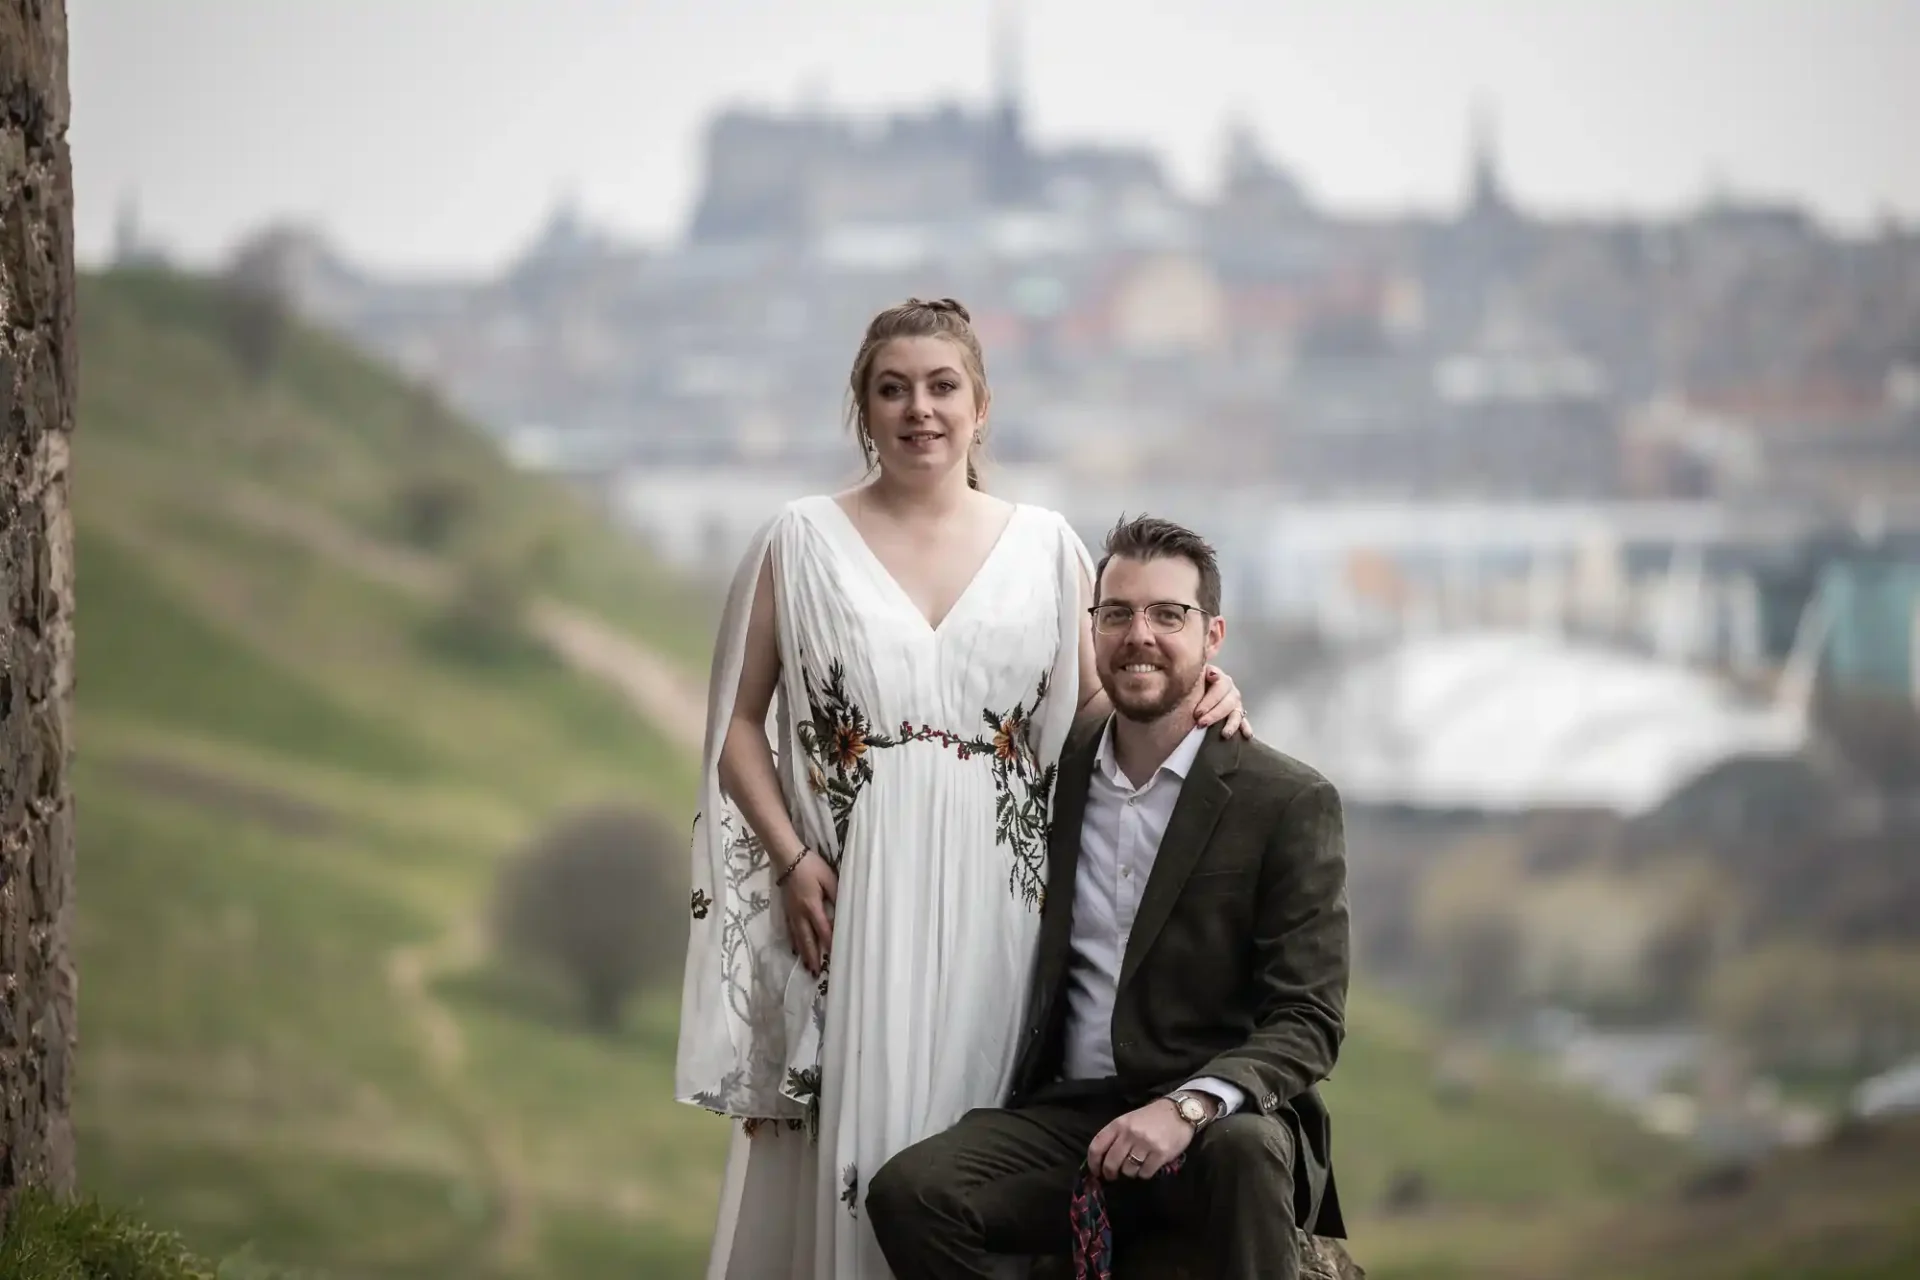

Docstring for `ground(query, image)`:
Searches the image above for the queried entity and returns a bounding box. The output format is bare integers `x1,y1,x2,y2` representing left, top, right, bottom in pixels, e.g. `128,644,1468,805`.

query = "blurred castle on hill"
111,5,1920,708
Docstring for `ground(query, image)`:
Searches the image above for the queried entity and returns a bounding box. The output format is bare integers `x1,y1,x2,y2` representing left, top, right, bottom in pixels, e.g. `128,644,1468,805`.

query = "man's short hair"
1095,514,1222,615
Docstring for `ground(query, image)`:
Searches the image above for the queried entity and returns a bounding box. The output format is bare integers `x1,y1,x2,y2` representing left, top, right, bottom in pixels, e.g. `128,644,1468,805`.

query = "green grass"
75,1143,489,1279
533,1207,712,1280
1321,991,1677,1211
77,267,719,672
69,265,717,1279
77,526,438,781
58,264,1915,1280
1461,1117,1920,1280
0,1186,292,1280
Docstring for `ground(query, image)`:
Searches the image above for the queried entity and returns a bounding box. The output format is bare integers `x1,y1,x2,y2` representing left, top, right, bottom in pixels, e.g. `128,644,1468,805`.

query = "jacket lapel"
1118,727,1235,993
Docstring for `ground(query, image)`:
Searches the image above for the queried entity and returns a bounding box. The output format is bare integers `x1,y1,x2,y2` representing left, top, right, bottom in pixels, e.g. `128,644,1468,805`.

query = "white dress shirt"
1059,717,1246,1116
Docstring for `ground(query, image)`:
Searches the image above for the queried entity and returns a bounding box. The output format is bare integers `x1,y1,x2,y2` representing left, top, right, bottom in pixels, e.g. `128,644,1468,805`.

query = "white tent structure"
1255,585,1833,818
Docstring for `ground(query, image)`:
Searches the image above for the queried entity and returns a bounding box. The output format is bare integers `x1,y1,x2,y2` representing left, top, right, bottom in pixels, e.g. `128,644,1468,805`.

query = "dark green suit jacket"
1008,720,1351,1239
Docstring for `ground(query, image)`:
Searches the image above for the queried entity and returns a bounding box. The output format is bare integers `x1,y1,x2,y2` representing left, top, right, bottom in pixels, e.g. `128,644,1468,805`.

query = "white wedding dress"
677,494,1092,1278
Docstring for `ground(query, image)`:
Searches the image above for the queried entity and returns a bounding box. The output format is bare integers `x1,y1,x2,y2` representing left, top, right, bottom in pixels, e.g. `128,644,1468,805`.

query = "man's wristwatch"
1168,1090,1213,1132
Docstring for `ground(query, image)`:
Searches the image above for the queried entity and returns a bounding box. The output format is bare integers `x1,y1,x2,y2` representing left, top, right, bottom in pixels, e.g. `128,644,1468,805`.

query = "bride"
676,297,1250,1277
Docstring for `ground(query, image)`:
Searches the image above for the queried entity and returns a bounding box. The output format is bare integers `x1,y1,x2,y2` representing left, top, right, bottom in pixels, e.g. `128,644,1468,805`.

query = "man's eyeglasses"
1088,603,1207,635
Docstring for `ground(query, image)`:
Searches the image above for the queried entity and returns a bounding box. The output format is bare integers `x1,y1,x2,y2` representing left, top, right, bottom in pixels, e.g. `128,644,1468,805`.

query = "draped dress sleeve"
675,501,1095,1127
675,505,812,1125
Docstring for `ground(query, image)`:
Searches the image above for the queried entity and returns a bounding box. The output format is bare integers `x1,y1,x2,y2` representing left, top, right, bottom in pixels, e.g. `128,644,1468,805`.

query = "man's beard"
1104,650,1205,723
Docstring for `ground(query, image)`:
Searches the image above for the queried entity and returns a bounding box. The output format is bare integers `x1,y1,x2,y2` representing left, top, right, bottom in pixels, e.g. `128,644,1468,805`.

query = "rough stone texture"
0,0,79,1226
1032,1229,1367,1279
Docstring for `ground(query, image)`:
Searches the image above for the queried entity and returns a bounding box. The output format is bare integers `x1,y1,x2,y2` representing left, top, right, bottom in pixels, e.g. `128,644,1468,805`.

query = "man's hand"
1087,1095,1215,1180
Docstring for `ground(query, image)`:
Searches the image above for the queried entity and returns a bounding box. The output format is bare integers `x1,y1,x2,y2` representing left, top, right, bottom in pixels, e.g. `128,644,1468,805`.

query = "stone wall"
0,0,79,1220
1031,1229,1366,1279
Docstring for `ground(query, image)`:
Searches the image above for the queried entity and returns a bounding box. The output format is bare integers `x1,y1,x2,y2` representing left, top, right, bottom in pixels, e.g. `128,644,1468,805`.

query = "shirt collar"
1094,715,1208,791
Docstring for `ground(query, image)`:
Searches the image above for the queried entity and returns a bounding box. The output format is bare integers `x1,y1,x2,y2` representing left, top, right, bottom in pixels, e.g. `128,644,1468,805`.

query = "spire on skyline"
985,0,1031,205
991,0,1024,113
1467,91,1510,217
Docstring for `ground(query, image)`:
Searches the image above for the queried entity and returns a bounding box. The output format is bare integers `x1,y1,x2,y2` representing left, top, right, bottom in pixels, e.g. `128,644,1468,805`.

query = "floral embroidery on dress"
885,674,1057,909
841,1164,860,1217
684,811,788,1111
692,642,1061,1143
797,661,1055,909
680,497,1085,1263
796,658,895,858
980,672,1057,910
741,1115,806,1138
688,800,833,1133
786,1064,824,1136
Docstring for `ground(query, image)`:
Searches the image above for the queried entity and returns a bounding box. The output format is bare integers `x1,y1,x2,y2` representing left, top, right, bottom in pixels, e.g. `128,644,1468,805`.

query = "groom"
866,515,1350,1279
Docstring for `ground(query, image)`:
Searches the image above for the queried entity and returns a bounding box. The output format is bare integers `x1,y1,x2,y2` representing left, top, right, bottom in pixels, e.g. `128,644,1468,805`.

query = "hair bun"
908,296,972,324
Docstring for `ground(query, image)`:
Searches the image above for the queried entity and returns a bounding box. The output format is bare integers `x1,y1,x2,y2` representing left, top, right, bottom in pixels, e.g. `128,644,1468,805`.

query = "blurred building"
225,18,1920,631
687,10,1166,250
1250,627,1828,831
1751,526,1920,704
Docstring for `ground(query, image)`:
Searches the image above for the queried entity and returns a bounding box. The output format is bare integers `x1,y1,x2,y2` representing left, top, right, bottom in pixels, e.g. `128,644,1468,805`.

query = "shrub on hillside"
0,1188,302,1280
402,384,466,448
1411,839,1527,1027
214,248,291,385
390,470,479,552
490,803,687,1031
1818,685,1920,794
420,558,547,668
1705,942,1920,1076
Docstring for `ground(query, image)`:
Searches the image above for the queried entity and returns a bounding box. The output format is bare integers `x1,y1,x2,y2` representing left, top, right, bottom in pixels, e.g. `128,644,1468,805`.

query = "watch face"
1177,1095,1205,1123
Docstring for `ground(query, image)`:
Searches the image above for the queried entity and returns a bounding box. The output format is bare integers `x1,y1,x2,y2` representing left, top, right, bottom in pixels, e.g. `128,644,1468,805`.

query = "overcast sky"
69,0,1916,275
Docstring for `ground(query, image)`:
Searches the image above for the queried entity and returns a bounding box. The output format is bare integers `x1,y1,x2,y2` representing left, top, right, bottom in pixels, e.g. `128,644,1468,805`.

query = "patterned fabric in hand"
1070,1154,1185,1280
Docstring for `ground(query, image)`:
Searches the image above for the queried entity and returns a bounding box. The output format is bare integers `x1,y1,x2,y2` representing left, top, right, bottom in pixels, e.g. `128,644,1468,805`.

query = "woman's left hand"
1195,665,1253,739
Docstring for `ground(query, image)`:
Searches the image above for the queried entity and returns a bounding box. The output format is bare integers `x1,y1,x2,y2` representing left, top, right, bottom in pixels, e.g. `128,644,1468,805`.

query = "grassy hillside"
1473,1115,1920,1280
67,265,1882,1279
77,268,714,675
71,267,721,1278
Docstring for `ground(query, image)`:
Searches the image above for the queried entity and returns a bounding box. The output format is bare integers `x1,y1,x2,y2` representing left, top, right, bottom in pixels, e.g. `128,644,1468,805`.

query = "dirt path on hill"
387,922,540,1273
221,484,711,1268
222,486,707,753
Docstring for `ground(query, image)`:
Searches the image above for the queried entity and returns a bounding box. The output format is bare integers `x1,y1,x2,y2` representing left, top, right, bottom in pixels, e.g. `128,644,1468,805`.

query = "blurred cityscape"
136,27,1920,651
133,25,1920,1137
82,11,1920,1273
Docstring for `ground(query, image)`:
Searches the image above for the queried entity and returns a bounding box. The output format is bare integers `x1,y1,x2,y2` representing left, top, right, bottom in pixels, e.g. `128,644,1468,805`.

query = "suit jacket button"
1263,1094,1278,1110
